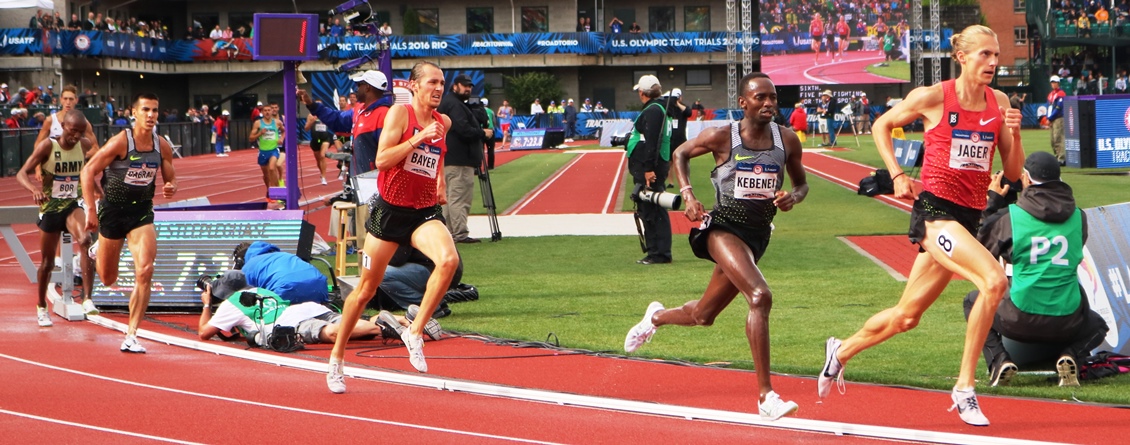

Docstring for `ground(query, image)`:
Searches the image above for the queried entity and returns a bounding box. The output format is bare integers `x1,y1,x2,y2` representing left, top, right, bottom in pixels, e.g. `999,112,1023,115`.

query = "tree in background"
503,72,564,114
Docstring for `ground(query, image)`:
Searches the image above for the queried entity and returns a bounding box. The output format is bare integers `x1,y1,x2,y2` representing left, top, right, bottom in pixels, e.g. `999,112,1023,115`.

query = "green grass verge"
864,60,911,82
327,129,1130,405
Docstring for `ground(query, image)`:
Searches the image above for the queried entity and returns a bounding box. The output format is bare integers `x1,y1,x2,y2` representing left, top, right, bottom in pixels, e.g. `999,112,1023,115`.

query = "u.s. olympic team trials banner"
0,29,745,61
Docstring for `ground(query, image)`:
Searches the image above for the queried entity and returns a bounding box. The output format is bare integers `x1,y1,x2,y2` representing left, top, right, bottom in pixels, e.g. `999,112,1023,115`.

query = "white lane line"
0,408,205,444
838,236,908,282
602,154,627,214
509,152,585,215
75,317,1066,445
0,353,562,445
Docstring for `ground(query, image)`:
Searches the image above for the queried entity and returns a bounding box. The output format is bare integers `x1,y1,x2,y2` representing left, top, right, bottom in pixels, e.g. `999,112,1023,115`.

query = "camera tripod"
479,159,502,241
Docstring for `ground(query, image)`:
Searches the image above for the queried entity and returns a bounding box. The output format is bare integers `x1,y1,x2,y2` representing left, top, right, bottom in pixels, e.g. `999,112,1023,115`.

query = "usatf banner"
605,32,736,55
0,28,40,55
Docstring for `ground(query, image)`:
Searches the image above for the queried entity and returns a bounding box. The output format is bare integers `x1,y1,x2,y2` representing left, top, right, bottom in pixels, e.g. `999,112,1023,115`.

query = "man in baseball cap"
633,74,661,92
297,69,389,175
1048,75,1067,165
350,69,389,92
964,150,1107,388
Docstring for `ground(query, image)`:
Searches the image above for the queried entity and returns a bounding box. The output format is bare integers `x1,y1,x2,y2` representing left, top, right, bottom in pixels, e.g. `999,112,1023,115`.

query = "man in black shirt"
816,90,839,146
626,75,672,264
439,74,492,244
665,88,692,150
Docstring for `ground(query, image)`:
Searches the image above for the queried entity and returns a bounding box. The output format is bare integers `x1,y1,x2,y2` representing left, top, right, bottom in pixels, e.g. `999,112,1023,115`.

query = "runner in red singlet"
816,25,1025,427
325,61,457,393
810,14,824,66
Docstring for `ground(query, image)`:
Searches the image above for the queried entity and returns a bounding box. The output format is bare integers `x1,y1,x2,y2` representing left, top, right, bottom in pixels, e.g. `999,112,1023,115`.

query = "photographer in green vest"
963,152,1108,387
626,74,673,265
197,270,411,350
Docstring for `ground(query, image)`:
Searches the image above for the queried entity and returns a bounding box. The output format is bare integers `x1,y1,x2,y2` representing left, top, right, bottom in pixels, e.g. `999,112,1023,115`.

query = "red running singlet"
920,79,1003,210
377,104,447,209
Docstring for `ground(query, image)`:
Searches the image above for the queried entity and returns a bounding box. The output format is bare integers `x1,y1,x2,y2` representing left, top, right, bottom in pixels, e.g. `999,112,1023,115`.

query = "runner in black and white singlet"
82,92,178,354
624,73,809,421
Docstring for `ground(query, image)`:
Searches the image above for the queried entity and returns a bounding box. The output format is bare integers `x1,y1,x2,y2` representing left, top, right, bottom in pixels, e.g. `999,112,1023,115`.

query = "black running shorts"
365,195,445,245
908,191,981,251
37,201,81,233
97,199,154,240
689,211,772,264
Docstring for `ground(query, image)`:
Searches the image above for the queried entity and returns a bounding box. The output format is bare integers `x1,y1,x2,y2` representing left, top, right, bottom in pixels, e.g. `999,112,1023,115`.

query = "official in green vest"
626,74,673,264
964,152,1108,387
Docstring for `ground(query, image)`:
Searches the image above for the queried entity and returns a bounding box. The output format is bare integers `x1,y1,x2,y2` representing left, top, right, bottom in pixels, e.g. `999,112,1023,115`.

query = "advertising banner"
605,32,735,55
1079,202,1130,355
1092,97,1130,169
0,28,40,55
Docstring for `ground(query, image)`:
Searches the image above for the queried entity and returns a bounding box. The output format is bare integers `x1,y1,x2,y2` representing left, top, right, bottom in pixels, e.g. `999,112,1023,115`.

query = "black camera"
196,274,221,293
631,183,682,210
610,134,629,147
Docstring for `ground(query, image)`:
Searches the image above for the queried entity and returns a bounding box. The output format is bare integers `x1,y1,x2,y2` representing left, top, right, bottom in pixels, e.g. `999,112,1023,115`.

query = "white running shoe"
401,330,427,372
949,388,989,426
82,299,99,316
817,337,845,398
88,240,99,260
320,176,328,185
406,304,443,341
327,359,346,394
1057,355,1080,387
37,307,53,327
759,391,799,420
624,301,663,353
120,335,146,353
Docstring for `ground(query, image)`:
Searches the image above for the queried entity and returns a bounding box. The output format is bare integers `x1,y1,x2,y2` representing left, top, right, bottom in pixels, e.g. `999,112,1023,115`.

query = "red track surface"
508,151,626,215
3,146,1128,443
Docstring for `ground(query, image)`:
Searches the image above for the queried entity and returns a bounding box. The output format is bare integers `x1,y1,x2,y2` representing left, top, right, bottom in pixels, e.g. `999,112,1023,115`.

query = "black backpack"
858,169,895,197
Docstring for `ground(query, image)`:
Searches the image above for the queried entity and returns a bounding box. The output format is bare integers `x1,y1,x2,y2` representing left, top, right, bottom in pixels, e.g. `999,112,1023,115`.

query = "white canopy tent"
0,0,54,9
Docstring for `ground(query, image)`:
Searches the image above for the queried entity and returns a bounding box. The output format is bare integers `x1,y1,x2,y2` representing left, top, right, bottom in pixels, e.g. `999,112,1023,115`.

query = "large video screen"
758,3,910,85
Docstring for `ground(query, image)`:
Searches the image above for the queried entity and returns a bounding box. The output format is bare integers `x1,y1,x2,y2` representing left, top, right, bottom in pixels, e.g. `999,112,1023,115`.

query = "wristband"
679,185,693,193
892,172,905,180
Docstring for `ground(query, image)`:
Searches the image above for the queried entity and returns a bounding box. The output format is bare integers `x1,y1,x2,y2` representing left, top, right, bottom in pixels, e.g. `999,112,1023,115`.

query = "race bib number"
949,129,994,171
314,123,327,132
52,175,79,199
734,162,780,200
406,144,441,178
125,162,158,186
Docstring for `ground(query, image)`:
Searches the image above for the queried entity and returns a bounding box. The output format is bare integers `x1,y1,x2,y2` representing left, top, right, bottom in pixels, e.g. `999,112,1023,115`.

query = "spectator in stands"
609,16,624,33
594,101,608,113
629,22,642,33
112,110,129,127
40,86,54,106
29,112,45,128
330,17,344,37
5,109,21,129
378,22,392,49
24,87,40,107
0,83,9,105
28,11,41,29
691,99,705,120
581,98,593,112
1009,92,1026,110
964,154,1108,388
530,98,544,115
1116,69,1128,94
577,17,587,32
1097,5,1111,23
68,13,81,30
564,98,578,142
1078,13,1092,37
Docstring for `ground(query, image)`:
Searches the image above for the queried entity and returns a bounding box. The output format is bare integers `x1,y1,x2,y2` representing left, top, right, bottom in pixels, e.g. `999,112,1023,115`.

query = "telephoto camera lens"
195,274,218,293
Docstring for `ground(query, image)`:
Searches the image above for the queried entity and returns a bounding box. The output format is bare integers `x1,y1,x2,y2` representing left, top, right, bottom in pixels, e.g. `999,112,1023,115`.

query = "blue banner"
1080,202,1130,355
49,30,102,56
1093,98,1130,169
0,28,41,55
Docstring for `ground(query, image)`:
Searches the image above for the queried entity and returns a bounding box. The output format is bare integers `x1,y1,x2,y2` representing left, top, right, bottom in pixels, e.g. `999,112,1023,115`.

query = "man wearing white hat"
297,69,390,176
816,90,839,146
664,88,691,150
0,83,9,105
626,74,673,264
1047,76,1066,165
